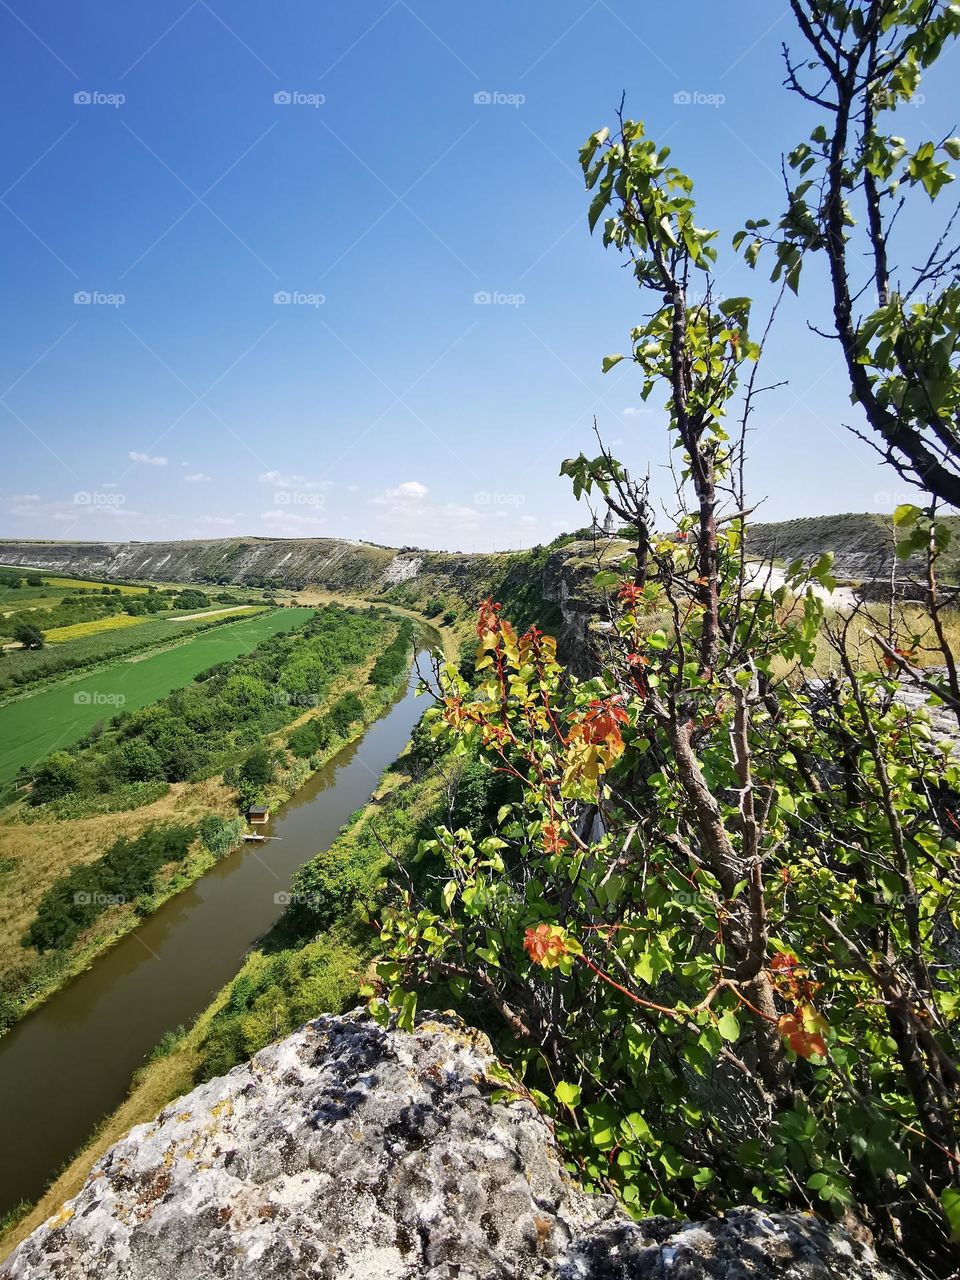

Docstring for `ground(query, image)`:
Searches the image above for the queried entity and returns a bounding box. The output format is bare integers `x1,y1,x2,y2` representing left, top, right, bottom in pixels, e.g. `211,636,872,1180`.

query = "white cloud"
392,480,428,500
184,473,211,484
197,515,236,527
10,493,40,504
622,407,651,419
129,451,167,466
258,469,328,491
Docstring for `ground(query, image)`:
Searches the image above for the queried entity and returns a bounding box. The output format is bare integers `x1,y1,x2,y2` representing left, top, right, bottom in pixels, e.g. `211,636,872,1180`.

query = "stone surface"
1,1011,905,1279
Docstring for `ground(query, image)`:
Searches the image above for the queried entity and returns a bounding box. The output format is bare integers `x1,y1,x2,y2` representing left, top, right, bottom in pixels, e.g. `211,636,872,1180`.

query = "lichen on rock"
0,1011,905,1279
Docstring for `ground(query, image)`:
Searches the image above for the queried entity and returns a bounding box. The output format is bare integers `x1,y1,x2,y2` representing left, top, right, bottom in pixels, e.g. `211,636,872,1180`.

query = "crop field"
43,615,149,644
0,608,312,791
34,576,149,594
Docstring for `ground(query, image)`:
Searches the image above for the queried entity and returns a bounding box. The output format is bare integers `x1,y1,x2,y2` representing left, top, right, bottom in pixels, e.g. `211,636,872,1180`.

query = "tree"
13,623,44,650
239,748,275,790
374,105,960,1271
742,0,960,507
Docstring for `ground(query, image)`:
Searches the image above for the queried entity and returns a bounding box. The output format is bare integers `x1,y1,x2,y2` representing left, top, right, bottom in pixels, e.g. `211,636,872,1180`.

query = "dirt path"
167,605,258,622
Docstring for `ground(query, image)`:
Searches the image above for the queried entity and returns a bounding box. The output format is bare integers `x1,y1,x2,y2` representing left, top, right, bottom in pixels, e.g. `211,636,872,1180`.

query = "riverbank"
0,734,443,1253
0,611,424,1034
0,645,433,1238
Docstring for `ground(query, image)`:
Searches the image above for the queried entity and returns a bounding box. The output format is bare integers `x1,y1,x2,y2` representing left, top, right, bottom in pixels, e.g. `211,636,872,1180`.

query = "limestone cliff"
0,1012,904,1279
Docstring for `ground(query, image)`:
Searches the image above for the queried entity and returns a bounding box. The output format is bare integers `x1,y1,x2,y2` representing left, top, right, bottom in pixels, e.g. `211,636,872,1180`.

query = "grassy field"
0,608,271,695
0,608,311,791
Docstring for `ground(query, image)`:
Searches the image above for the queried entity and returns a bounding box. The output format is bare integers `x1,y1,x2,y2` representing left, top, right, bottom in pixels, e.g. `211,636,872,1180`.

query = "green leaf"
556,1080,582,1109
942,1187,960,1241
718,297,752,317
892,503,922,528
718,1011,741,1043
602,354,626,373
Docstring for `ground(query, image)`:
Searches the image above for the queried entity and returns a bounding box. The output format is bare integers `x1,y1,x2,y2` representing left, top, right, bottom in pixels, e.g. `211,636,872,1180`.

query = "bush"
288,720,331,759
328,691,364,736
199,814,245,857
28,752,81,806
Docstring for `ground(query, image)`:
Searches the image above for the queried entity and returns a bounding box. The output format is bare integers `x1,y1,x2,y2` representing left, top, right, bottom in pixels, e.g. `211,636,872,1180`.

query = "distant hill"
1,512,956,606
747,512,960,582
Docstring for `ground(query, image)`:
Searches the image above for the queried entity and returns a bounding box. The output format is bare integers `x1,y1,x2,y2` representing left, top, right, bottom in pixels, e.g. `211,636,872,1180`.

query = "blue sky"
0,1,956,551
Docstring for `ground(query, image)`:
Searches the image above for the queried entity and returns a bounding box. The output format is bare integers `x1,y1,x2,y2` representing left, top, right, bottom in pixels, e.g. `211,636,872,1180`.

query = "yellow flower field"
42,577,149,594
43,614,150,644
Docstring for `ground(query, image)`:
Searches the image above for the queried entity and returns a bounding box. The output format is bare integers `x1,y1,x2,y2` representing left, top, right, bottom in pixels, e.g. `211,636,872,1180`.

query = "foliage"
24,824,196,952
369,619,415,687
16,781,170,823
374,105,960,1271
196,937,365,1081
198,814,245,858
287,719,331,759
741,0,960,509
12,623,43,650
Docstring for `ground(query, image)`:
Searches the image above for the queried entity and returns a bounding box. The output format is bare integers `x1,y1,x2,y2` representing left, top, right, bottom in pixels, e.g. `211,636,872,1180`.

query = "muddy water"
0,657,430,1218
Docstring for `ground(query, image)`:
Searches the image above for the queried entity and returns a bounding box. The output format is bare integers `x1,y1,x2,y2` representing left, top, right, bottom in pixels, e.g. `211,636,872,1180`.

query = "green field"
0,608,312,792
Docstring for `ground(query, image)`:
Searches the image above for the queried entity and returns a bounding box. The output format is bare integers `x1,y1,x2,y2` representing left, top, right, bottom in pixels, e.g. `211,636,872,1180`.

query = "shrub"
199,815,245,858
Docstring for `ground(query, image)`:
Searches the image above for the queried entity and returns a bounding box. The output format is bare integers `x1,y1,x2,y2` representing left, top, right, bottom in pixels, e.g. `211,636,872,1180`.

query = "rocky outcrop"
1,1011,904,1279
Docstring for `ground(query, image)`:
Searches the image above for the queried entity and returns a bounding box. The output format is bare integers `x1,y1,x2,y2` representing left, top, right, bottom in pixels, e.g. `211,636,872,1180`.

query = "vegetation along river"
0,652,431,1219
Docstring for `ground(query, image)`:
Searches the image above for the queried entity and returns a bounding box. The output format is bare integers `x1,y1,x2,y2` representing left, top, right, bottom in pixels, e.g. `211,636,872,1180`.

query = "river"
0,654,430,1219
